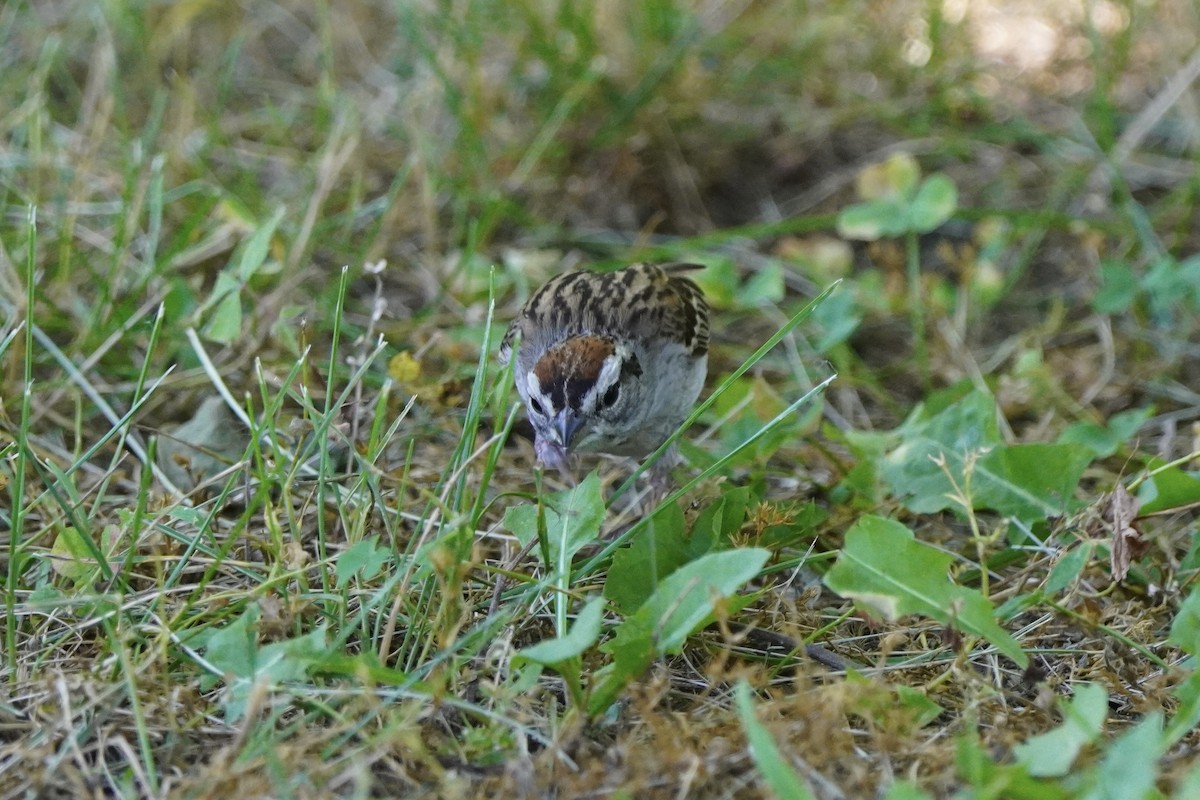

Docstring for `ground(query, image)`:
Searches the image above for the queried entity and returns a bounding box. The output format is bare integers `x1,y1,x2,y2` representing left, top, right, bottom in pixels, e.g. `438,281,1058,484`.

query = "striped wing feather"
500,263,709,364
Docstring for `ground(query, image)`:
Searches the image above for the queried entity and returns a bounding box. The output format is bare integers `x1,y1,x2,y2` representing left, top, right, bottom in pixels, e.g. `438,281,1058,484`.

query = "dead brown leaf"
1103,484,1148,583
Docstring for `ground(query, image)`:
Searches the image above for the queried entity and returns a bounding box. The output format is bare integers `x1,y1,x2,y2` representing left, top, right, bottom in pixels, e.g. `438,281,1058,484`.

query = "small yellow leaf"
50,524,123,583
856,153,920,202
213,196,256,231
51,526,96,580
388,351,422,384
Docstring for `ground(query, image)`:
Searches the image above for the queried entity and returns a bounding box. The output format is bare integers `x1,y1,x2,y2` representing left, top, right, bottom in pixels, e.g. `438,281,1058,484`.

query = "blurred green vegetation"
5,1,1200,797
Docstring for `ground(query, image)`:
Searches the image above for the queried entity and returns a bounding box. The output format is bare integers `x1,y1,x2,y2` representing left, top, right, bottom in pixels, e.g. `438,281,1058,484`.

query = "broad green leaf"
201,604,329,723
1057,406,1154,458
1093,259,1138,314
810,289,862,352
203,290,244,344
841,160,956,238
690,257,739,309
734,682,816,800
1044,543,1093,595
995,590,1042,621
501,504,539,547
915,379,982,416
205,270,243,305
609,551,768,657
833,457,883,507
883,782,935,800
199,206,282,344
234,206,284,282
894,685,944,727
255,627,328,682
503,472,605,565
836,199,908,240
842,421,892,460
589,548,769,715
1168,587,1200,657
689,485,752,553
516,597,605,667
972,443,1091,523
1138,463,1200,516
605,501,689,615
907,174,957,233
1184,534,1200,572
545,471,606,565
1144,255,1200,322
228,627,328,723
607,488,754,614
621,547,767,654
1163,589,1200,744
50,524,119,584
335,536,392,587
1084,712,1163,800
955,733,1069,800
823,516,1028,666
50,526,100,581
1163,670,1200,747
737,260,785,306
1014,683,1107,777
204,604,259,683
879,390,1001,512
271,303,308,355
880,390,1088,524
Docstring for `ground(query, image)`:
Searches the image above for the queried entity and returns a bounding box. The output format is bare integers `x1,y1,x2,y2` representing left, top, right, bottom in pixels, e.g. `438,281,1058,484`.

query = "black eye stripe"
565,377,594,410
540,379,566,410
620,355,642,379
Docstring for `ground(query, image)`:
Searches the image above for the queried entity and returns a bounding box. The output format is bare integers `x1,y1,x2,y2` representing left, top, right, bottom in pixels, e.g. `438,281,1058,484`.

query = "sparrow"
499,262,709,477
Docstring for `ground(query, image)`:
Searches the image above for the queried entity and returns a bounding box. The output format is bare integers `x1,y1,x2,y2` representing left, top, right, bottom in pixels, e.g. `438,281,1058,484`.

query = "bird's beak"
535,437,572,478
552,408,584,450
532,409,583,479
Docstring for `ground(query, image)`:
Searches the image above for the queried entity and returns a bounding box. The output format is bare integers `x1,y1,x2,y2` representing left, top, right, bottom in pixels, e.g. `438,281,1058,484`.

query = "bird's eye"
601,384,620,408
530,398,545,416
